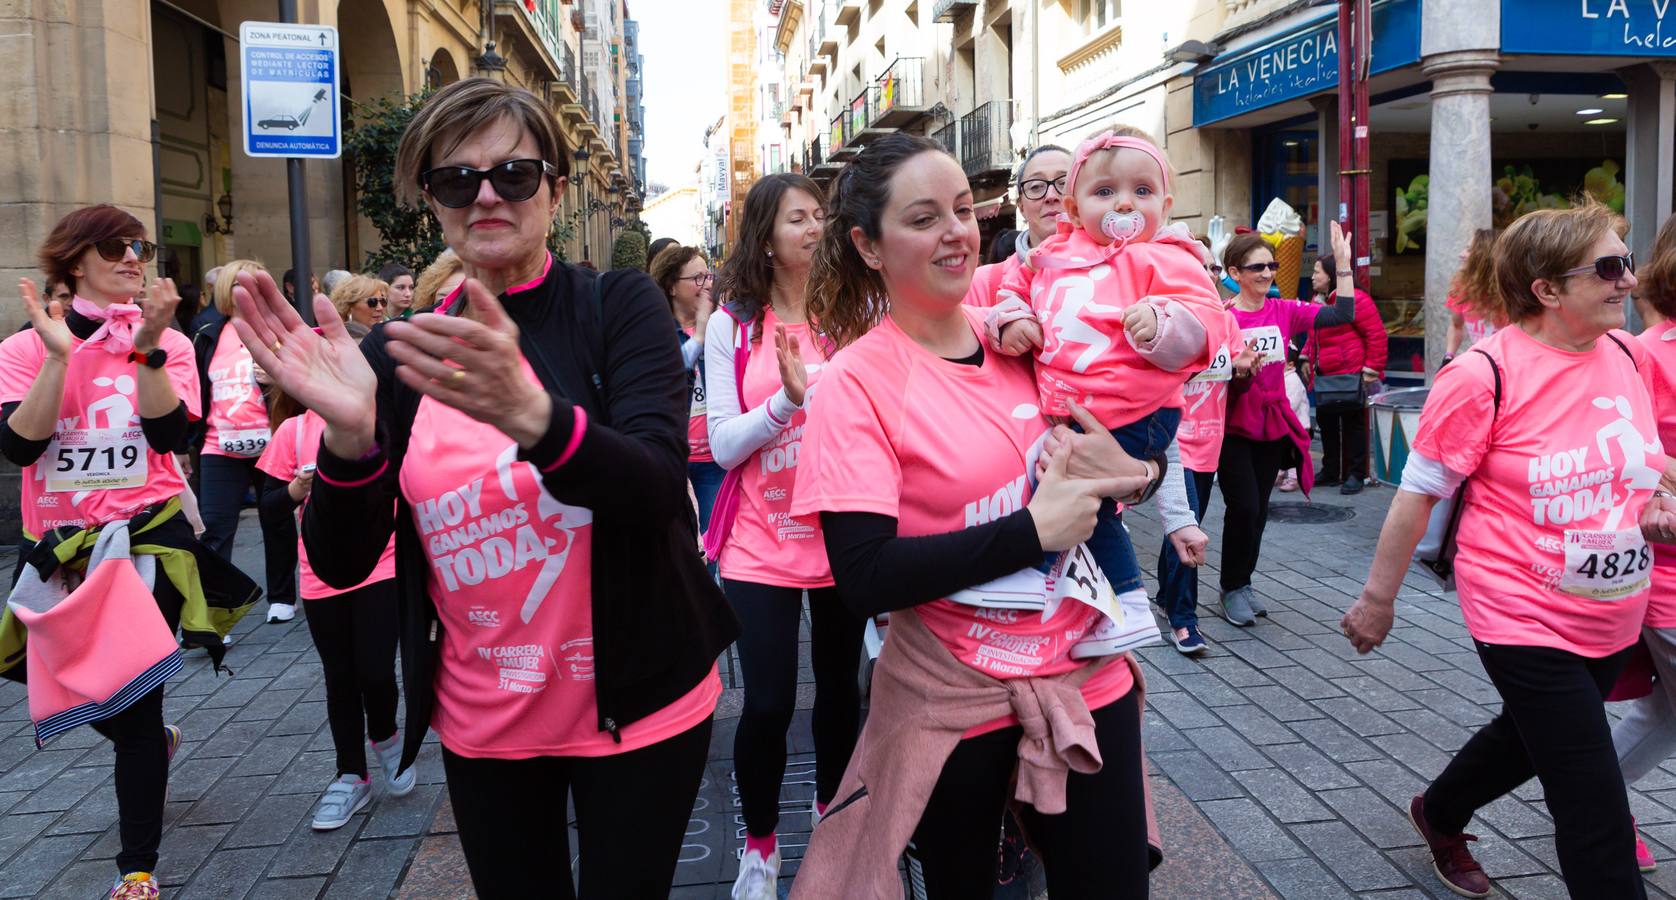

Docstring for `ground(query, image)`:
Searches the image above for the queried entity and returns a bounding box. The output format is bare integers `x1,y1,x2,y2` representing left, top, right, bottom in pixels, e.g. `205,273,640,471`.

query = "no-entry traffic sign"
240,21,341,159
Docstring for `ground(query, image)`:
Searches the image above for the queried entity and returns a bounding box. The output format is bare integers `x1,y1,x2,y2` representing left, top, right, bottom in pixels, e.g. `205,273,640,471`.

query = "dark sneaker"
1171,626,1208,655
1247,591,1268,617
1340,476,1365,495
1317,472,1343,487
1408,795,1490,898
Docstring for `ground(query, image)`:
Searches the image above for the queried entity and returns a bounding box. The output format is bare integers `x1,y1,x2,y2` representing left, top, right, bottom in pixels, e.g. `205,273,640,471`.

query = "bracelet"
1336,270,1354,277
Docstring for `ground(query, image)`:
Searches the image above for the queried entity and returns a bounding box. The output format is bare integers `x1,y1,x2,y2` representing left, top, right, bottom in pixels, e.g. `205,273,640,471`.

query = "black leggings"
198,453,297,606
441,716,713,899
722,580,864,837
907,688,1150,899
1425,642,1644,897
1216,434,1296,592
302,580,399,778
87,573,185,876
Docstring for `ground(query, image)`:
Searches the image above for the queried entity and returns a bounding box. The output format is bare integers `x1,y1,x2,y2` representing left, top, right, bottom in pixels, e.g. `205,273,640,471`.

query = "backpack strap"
1606,331,1636,368
1467,347,1502,418
585,270,611,409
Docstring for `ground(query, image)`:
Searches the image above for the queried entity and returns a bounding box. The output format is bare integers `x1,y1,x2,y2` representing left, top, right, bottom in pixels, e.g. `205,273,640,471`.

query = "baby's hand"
1121,304,1161,343
999,319,1044,356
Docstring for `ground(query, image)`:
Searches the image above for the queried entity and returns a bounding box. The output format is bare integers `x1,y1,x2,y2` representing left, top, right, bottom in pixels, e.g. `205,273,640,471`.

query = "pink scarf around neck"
71,296,142,355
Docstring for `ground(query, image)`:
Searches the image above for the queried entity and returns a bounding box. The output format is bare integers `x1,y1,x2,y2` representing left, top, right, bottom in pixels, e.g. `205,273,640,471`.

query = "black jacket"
303,259,738,773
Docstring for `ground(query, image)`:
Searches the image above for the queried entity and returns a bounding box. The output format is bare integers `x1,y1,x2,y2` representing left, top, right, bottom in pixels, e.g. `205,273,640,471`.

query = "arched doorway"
428,48,462,91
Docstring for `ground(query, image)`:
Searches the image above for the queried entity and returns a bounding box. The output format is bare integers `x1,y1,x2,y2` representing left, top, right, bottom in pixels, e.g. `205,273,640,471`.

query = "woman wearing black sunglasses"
228,77,737,899
1212,229,1355,628
1342,203,1676,898
329,275,390,339
0,205,259,899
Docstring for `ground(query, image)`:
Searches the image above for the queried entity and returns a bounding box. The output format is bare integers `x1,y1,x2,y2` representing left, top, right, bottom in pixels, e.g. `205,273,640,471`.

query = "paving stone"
174,845,281,899
321,837,416,899
1343,758,1427,808
40,859,123,898
0,811,57,866
272,750,340,795
1233,768,1334,824
1141,712,1193,753
1197,797,1304,861
156,824,232,886
0,832,96,897
1317,787,1421,850
1183,726,1273,773
1311,696,1405,738
1386,707,1473,752
1148,691,1223,731
1216,704,1299,746
45,784,120,836
1264,665,1346,700
268,812,367,877
0,749,78,792
362,784,445,839
1240,685,1329,723
1368,732,1453,782
1288,819,1411,891
1474,796,1554,840
180,774,278,826
1333,676,1426,713
228,732,312,778
1252,856,1356,898
256,876,330,899
1200,655,1275,688
8,764,107,814
194,720,276,759
223,792,314,849
270,701,329,737
233,688,308,722
1287,718,1383,763
202,676,276,709
1150,750,1247,802
1169,672,1248,708
1260,742,1360,791
164,754,238,803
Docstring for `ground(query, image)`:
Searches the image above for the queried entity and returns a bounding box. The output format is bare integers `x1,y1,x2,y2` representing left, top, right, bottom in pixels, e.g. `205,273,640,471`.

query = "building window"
1077,0,1119,32
769,144,783,173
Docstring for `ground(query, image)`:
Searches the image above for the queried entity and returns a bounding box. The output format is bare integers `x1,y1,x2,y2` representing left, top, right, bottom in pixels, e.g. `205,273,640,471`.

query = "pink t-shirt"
399,367,719,758
791,307,1134,734
1226,298,1317,443
964,261,1006,309
1413,326,1663,657
684,327,712,463
0,325,199,533
1636,321,1676,627
996,225,1228,428
201,326,271,459
1178,329,1245,473
257,411,397,600
1447,294,1499,346
719,308,832,588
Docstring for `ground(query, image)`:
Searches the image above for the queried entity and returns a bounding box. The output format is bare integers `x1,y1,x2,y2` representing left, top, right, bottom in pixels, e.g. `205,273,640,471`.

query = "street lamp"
474,41,508,80
573,148,592,263
204,193,234,235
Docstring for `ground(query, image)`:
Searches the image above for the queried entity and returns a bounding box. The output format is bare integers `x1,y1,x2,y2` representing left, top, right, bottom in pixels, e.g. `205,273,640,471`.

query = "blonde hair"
393,78,568,206
413,250,463,312
1494,201,1627,323
213,259,267,316
330,276,389,323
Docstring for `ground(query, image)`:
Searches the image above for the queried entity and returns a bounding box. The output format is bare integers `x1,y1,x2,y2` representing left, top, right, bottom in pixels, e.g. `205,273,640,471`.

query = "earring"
766,249,774,257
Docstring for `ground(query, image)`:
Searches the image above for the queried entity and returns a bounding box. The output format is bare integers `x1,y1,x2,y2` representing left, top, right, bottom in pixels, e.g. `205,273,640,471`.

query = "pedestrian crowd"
4,76,1676,900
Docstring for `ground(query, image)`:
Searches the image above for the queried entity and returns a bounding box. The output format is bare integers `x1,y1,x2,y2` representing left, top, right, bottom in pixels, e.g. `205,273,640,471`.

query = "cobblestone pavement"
6,472,1676,897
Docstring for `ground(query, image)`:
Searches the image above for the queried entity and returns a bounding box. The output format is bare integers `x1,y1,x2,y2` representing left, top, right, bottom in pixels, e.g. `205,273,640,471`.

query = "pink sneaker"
1636,818,1657,872
1277,470,1299,492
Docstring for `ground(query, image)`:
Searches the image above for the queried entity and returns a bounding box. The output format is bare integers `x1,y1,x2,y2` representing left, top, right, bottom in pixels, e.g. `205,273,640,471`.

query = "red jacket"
1304,289,1387,377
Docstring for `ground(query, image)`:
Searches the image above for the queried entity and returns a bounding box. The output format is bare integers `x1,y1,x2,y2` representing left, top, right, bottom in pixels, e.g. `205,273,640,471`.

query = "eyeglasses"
364,296,388,309
682,273,715,289
1560,253,1635,282
421,159,558,209
1018,177,1068,201
1208,265,1225,277
1237,262,1282,273
93,238,157,263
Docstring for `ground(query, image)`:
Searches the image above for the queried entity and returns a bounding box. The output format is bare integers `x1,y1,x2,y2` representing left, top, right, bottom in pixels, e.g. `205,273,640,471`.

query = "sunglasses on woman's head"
1560,253,1634,282
1238,262,1282,273
421,159,558,209
93,238,157,263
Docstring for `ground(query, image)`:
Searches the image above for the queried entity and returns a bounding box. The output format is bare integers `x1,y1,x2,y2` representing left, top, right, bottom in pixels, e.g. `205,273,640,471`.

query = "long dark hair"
809,133,950,351
714,173,823,343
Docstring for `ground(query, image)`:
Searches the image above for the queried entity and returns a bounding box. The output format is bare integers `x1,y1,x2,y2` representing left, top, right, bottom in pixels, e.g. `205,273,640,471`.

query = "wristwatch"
128,348,167,370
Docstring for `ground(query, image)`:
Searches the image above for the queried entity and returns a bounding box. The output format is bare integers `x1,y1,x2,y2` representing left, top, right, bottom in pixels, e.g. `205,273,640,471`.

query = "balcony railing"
959,100,1013,181
931,119,956,156
872,58,926,128
932,0,977,22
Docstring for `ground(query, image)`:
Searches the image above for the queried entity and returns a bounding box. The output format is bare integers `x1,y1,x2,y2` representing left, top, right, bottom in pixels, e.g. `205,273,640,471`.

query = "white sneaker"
1069,590,1162,658
311,774,370,830
371,733,416,797
266,603,296,623
811,796,823,831
731,847,780,900
947,567,1048,611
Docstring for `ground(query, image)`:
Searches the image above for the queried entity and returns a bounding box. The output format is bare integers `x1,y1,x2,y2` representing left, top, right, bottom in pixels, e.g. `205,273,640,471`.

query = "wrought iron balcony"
959,100,1013,183
932,0,977,22
872,57,926,128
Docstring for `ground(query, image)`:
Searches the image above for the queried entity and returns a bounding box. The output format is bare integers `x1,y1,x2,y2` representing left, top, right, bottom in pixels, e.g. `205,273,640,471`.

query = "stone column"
1623,61,1676,324
1311,95,1340,236
1420,49,1498,377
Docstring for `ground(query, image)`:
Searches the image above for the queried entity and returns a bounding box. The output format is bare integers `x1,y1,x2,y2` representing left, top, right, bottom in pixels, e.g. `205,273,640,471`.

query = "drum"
1371,387,1429,484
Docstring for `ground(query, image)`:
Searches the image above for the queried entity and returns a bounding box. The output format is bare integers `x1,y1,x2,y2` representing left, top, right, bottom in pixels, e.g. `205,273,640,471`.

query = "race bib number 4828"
44,428,147,493
1561,528,1651,601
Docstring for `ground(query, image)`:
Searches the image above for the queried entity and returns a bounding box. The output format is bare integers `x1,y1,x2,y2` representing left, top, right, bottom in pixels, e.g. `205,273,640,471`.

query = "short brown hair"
413,249,462,313
1639,213,1676,320
213,259,267,316
650,244,706,309
37,204,147,296
394,77,568,206
1222,233,1273,273
1494,201,1626,323
330,276,389,323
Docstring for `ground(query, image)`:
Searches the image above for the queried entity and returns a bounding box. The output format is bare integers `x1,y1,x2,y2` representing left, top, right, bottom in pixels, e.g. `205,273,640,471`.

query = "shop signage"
1503,0,1676,56
240,21,341,159
1192,0,1421,127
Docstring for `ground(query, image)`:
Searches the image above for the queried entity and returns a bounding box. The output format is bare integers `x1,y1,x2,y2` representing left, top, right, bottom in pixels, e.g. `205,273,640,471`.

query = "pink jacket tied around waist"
6,519,183,746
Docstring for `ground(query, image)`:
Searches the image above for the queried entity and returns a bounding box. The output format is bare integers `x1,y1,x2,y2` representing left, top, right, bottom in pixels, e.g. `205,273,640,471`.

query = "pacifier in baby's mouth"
1101,210,1146,245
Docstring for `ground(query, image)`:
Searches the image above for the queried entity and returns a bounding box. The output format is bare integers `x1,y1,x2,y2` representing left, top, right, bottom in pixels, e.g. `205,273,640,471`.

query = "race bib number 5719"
45,428,147,493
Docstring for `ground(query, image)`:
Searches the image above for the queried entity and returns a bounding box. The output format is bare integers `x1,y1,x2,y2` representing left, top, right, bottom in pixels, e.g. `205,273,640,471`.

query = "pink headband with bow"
1066,133,1171,197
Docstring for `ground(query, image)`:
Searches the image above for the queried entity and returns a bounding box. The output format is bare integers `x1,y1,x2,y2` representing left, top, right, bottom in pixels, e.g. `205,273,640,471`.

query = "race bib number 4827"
1244,326,1286,366
44,428,147,493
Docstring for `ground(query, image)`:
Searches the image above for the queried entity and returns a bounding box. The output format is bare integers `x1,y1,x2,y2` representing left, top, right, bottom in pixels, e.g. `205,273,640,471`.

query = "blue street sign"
240,22,341,159
1503,0,1676,56
1191,0,1422,127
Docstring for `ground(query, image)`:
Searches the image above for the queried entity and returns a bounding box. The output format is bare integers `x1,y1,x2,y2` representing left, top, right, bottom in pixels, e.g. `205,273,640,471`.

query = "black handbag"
1310,313,1367,413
